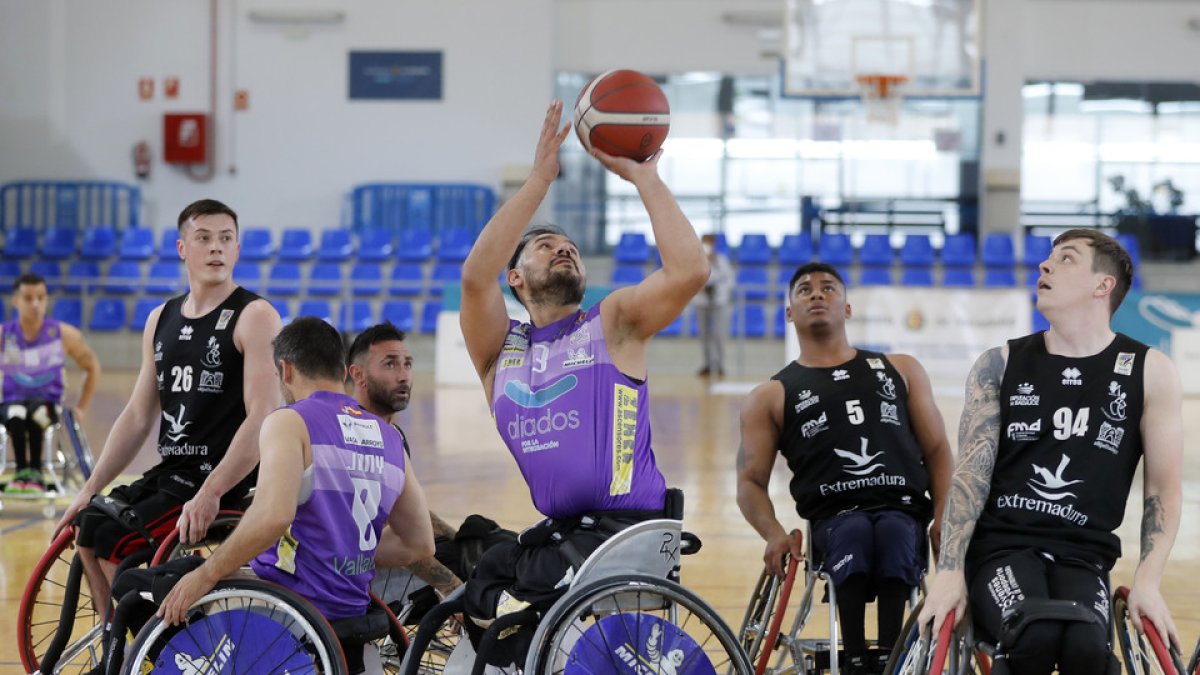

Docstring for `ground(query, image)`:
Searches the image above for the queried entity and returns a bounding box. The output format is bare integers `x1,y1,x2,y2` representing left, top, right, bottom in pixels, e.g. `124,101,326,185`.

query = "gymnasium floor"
0,369,1197,673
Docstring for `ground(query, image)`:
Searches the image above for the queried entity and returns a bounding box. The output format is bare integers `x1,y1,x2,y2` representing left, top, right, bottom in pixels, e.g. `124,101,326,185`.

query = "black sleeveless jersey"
151,286,261,498
773,351,932,524
968,332,1149,569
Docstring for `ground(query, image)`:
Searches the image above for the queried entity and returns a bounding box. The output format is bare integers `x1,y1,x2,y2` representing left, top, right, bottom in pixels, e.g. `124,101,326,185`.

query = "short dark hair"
13,273,46,292
346,322,407,367
273,317,345,381
177,198,239,233
788,262,845,294
506,224,575,303
1052,228,1134,314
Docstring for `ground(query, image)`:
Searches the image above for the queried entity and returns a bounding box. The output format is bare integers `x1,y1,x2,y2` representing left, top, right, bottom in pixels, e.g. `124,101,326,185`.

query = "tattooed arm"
1128,348,1183,648
916,346,1006,635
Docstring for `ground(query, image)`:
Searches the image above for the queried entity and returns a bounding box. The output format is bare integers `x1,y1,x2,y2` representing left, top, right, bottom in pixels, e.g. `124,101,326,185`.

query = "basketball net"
855,74,908,125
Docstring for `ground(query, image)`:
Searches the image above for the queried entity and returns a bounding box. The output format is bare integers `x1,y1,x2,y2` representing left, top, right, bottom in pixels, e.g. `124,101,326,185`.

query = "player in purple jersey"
920,230,1183,674
457,100,709,666
738,262,952,674
158,317,435,624
54,199,282,615
1,273,100,493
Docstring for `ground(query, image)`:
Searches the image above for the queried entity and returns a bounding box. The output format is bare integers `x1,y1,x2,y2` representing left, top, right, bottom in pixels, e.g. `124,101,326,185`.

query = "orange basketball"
573,69,670,161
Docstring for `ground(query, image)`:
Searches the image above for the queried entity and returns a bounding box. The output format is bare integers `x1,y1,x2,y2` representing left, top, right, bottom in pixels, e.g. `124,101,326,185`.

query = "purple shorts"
811,510,924,588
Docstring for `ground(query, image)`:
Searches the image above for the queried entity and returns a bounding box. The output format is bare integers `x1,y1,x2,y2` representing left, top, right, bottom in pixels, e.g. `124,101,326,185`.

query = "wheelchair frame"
0,406,94,518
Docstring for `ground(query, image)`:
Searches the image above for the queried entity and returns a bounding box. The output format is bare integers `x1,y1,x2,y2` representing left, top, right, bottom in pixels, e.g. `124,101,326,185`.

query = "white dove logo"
834,437,884,476
163,404,193,442
1028,454,1083,501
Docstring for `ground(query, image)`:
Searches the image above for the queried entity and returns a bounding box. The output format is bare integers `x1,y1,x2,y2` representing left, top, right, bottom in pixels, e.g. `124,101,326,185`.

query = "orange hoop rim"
855,74,910,99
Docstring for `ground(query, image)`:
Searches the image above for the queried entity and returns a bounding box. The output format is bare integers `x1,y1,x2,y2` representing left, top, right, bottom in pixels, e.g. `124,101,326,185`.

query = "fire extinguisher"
133,141,151,180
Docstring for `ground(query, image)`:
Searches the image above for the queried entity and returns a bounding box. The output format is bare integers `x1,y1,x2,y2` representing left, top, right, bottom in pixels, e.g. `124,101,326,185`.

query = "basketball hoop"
855,74,909,124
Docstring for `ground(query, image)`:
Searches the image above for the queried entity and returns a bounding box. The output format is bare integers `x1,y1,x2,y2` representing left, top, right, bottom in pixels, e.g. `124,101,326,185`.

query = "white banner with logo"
786,288,1032,391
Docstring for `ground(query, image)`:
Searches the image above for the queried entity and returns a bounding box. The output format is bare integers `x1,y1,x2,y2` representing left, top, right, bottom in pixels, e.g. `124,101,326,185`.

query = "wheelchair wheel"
1113,586,1186,675
738,555,799,675
1188,636,1199,675
17,528,104,674
122,578,348,674
150,510,244,565
399,595,468,675
526,573,753,675
884,606,987,675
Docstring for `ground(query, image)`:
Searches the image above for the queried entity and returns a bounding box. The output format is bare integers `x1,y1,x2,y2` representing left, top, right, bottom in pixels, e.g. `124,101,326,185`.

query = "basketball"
573,69,670,161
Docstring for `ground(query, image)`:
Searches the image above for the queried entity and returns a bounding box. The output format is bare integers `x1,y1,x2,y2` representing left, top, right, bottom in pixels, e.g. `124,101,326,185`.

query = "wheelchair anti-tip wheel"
121,578,349,675
526,573,753,675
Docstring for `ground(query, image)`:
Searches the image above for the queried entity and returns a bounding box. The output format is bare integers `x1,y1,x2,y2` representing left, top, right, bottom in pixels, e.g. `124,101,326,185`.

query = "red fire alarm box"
163,113,207,164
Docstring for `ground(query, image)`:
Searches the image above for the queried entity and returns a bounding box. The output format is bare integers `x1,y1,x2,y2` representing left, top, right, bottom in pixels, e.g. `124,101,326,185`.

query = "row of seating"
52,297,442,335
613,231,1143,270
0,226,478,264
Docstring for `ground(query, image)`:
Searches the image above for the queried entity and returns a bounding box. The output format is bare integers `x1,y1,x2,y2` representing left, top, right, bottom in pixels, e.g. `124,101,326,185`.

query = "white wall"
3,0,1200,234
0,0,553,229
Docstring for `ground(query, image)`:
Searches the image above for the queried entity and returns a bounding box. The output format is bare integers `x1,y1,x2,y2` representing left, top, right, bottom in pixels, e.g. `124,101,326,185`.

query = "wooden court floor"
0,371,1197,673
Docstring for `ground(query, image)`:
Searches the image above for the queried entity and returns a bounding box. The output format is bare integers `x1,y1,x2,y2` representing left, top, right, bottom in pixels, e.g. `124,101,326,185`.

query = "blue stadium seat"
351,264,384,296
3,227,38,259
270,298,292,324
776,267,795,299
437,227,474,263
157,229,179,259
316,229,354,262
943,268,976,287
297,300,334,325
79,226,117,260
0,261,21,287
105,261,141,294
41,226,78,260
899,234,935,267
611,265,643,287
232,262,261,293
380,300,415,332
307,263,343,297
817,233,854,266
613,233,651,264
428,263,461,296
29,261,62,292
240,228,275,261
778,234,813,267
1025,267,1040,288
52,297,82,326
278,229,314,261
735,234,772,266
942,234,977,268
732,305,768,339
266,263,302,296
1116,234,1140,268
775,305,788,339
339,301,375,332
420,300,441,333
859,267,892,286
981,233,1016,269
737,266,771,300
118,227,155,260
389,264,424,296
146,262,183,295
130,298,160,331
900,268,935,287
858,235,894,267
708,233,730,256
89,298,127,331
396,228,434,262
984,268,1017,288
1022,235,1052,269
356,228,395,262
63,261,101,294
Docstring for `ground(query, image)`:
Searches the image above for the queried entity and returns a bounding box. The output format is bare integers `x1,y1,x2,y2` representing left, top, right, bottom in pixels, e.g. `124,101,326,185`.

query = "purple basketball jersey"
0,319,66,402
491,305,666,519
251,391,406,620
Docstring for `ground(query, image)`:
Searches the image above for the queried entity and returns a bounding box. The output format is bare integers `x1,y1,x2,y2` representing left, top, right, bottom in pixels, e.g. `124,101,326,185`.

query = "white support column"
979,0,1027,237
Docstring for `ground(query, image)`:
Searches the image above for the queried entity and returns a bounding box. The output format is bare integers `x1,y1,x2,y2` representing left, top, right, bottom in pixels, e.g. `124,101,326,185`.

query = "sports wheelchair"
740,526,925,674
889,586,1186,675
0,406,95,517
399,494,752,675
18,497,245,674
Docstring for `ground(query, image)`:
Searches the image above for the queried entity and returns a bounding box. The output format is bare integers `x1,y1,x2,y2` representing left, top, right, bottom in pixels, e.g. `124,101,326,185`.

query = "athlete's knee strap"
998,598,1104,649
